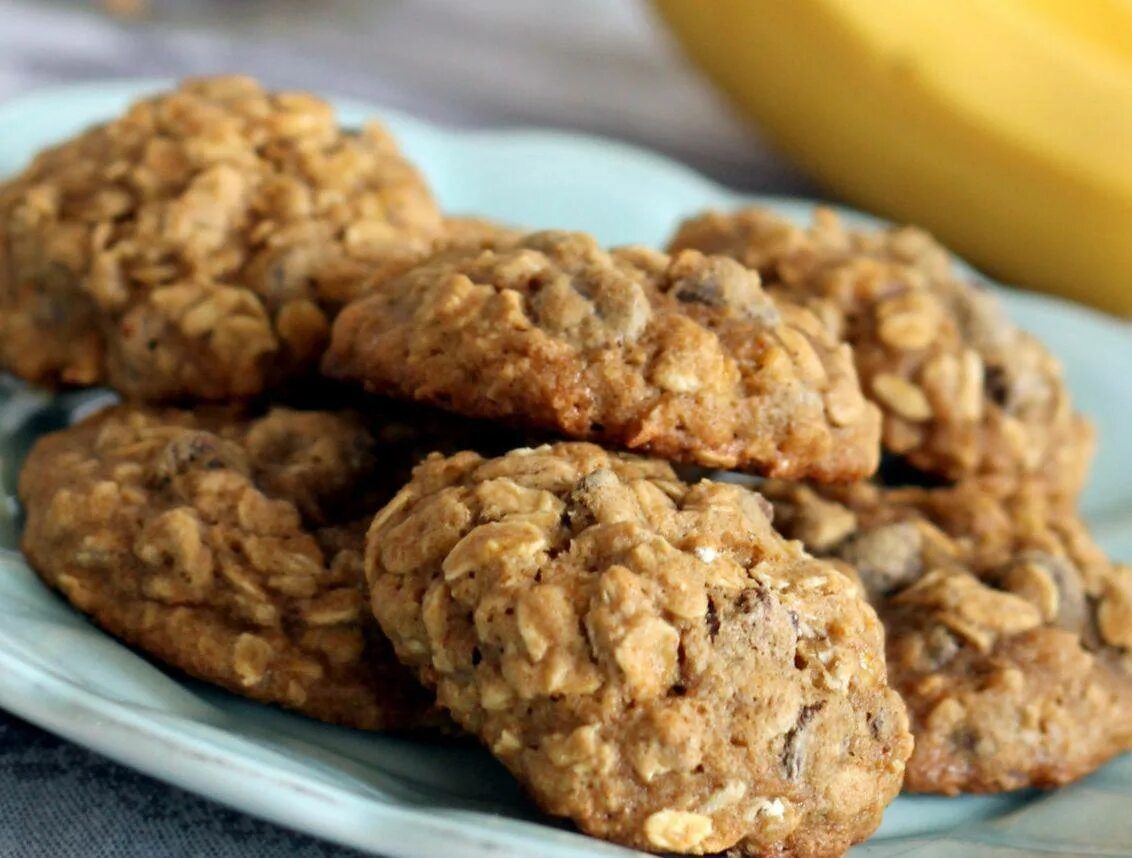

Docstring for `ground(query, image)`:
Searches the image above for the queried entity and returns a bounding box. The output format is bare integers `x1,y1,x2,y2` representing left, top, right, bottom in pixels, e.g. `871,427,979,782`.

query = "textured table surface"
0,2,812,855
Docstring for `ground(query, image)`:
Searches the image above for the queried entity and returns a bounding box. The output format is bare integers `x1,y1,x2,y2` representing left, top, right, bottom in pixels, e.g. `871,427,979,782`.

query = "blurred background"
5,0,1131,314
0,0,812,194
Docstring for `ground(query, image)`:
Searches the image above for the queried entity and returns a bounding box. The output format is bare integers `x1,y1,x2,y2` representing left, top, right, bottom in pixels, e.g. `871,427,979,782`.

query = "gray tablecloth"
0,2,813,854
0,713,366,857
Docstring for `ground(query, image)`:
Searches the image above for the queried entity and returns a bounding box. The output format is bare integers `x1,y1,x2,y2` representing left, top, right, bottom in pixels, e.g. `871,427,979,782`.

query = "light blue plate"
0,81,1130,858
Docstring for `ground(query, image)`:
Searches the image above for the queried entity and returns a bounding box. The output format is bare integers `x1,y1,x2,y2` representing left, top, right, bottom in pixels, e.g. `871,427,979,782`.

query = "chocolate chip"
783,702,825,779
838,522,923,599
706,597,721,639
153,430,248,485
984,365,1011,408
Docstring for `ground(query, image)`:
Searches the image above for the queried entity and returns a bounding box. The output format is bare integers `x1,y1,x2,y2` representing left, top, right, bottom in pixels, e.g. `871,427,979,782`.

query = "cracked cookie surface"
366,443,911,855
0,75,442,401
668,208,1092,496
762,478,1132,793
18,403,443,730
324,230,880,481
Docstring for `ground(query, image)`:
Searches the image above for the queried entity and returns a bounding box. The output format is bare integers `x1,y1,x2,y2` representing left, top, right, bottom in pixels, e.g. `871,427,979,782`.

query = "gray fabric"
0,2,810,855
0,711,363,857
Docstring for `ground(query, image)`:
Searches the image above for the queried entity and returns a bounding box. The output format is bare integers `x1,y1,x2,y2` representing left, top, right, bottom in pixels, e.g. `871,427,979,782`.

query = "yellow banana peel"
654,0,1132,314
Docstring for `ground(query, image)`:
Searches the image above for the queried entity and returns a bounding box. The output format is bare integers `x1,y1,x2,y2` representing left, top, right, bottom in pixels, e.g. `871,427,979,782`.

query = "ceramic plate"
0,81,1130,858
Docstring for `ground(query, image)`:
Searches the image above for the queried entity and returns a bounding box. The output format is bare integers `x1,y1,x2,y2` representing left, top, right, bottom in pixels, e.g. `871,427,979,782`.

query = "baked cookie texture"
762,478,1132,794
667,208,1093,497
365,443,912,856
437,216,522,251
0,75,442,401
325,230,881,482
18,404,445,731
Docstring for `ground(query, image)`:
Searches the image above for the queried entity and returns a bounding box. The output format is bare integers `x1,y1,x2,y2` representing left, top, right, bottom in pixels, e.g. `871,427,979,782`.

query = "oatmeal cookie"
668,208,1093,496
0,76,442,401
366,443,912,855
437,216,522,251
325,230,881,482
763,478,1132,793
18,403,445,730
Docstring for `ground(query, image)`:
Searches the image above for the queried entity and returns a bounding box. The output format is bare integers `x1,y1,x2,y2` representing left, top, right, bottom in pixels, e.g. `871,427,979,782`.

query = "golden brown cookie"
0,76,442,401
668,208,1093,497
366,443,911,855
437,216,522,251
324,230,881,482
18,403,445,730
762,478,1132,794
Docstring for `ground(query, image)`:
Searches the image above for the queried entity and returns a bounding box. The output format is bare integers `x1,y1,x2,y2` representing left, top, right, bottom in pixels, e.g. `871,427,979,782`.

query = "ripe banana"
653,0,1132,315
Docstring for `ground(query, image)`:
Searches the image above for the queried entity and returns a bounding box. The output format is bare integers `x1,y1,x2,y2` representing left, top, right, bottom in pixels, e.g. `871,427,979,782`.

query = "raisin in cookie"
18,404,444,730
763,478,1132,793
365,443,911,855
324,230,880,482
668,208,1092,496
0,76,442,401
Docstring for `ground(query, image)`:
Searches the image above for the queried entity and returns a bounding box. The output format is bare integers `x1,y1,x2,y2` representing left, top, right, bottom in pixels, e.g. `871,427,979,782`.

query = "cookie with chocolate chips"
0,76,442,401
325,229,881,482
366,442,911,854
763,478,1132,794
668,208,1093,498
18,403,447,730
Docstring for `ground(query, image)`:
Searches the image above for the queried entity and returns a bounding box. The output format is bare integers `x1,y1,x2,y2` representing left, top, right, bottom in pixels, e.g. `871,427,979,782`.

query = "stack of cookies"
2,77,1128,857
